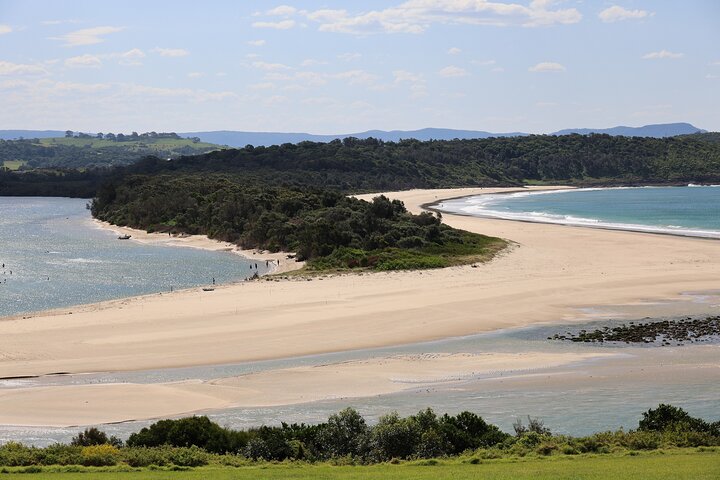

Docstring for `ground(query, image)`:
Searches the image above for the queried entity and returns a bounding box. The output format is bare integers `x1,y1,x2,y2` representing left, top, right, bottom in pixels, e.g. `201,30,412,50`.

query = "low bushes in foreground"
0,405,717,469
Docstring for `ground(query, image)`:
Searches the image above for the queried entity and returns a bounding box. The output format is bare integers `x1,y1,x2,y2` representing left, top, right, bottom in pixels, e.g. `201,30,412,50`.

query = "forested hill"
124,132,720,189
1,132,720,198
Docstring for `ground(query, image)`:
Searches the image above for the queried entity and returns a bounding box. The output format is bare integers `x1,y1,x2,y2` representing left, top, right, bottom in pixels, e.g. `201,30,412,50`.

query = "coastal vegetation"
2,133,720,197
91,177,505,270
0,405,716,477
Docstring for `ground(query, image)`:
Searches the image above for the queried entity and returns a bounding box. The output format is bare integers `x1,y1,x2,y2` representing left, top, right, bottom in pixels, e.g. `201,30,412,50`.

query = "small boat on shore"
118,234,132,240
202,287,215,292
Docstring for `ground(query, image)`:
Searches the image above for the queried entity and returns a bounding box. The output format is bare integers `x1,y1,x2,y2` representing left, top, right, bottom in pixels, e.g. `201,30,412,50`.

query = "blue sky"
1,1,718,133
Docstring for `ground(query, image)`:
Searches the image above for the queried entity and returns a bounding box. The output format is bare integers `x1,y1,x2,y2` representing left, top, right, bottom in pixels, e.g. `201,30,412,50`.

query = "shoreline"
92,218,305,275
424,186,720,241
0,186,719,426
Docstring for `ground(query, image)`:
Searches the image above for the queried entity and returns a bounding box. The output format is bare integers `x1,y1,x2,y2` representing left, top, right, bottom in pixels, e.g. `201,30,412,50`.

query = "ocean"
435,186,720,238
0,197,266,317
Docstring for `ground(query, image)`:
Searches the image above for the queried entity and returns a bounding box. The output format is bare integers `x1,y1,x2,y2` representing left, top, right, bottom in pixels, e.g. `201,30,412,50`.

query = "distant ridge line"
0,122,707,146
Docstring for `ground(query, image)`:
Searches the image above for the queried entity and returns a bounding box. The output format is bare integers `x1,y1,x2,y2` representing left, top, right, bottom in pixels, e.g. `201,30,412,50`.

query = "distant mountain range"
180,123,707,147
0,123,707,146
552,123,706,138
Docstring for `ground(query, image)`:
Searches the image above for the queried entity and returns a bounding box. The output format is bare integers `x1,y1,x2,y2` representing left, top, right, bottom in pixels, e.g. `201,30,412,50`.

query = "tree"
319,407,369,458
71,427,122,447
65,130,74,138
638,404,710,433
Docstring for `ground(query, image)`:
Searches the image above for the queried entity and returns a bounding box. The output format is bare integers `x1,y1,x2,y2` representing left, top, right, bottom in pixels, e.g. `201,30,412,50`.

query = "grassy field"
38,137,221,151
1,159,26,170
2,450,718,479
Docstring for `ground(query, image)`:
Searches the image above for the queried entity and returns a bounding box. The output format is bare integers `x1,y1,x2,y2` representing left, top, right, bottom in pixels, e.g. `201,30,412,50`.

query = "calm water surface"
0,197,265,317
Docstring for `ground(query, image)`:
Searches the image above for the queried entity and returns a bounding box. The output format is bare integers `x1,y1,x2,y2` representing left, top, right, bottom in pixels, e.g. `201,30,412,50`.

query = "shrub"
167,446,209,467
34,444,82,466
536,441,558,456
121,447,168,467
0,442,35,467
80,444,119,467
625,431,661,450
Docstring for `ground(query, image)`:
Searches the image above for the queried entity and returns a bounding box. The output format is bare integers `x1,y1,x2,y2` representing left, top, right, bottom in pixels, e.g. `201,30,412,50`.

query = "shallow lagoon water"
0,197,266,317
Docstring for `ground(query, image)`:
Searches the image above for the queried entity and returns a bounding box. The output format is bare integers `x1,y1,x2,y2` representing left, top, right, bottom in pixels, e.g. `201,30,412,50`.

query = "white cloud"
247,39,266,46
65,54,102,68
252,61,292,71
266,5,297,16
393,70,427,98
303,0,582,35
535,101,557,107
152,47,189,57
333,69,379,86
52,26,124,46
119,48,145,66
438,65,468,77
187,72,205,78
249,82,275,90
529,62,566,72
642,50,684,60
491,66,505,73
337,52,362,61
393,70,422,83
0,61,47,76
252,20,296,29
41,19,81,26
598,6,650,23
448,47,461,55
301,59,328,67
709,61,720,66
0,25,12,35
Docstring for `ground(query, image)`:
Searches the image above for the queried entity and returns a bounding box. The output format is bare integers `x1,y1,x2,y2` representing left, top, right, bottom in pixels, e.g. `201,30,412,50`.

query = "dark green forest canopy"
104,133,720,191
2,133,720,197
91,176,505,271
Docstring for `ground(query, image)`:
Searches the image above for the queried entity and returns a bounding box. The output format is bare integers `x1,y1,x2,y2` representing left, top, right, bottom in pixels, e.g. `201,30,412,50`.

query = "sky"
0,0,718,134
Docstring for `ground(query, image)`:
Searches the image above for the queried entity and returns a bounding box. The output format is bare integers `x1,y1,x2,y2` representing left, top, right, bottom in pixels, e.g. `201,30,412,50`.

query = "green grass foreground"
2,449,718,479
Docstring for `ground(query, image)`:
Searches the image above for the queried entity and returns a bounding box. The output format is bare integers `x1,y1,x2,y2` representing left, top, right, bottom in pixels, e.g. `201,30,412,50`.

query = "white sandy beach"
0,186,719,426
93,219,304,275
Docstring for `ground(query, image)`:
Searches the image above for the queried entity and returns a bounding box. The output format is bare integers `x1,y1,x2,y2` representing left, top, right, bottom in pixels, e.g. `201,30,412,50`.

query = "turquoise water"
0,197,266,317
437,186,720,238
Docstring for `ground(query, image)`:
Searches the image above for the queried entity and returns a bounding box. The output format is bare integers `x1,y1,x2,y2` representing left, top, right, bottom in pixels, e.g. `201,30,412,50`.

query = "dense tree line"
92,176,504,270
0,168,106,197
126,408,509,461
118,133,720,189
0,405,716,468
64,131,192,141
3,133,720,196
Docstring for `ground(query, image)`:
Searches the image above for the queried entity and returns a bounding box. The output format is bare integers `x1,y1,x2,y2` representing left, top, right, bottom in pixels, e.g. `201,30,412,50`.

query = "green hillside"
0,132,224,170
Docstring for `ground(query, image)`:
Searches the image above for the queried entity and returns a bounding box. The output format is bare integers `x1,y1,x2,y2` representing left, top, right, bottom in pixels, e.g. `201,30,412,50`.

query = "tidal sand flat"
0,187,718,432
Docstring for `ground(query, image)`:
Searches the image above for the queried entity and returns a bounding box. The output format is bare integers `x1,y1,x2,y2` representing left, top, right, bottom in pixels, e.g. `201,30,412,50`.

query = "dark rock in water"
550,316,720,346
